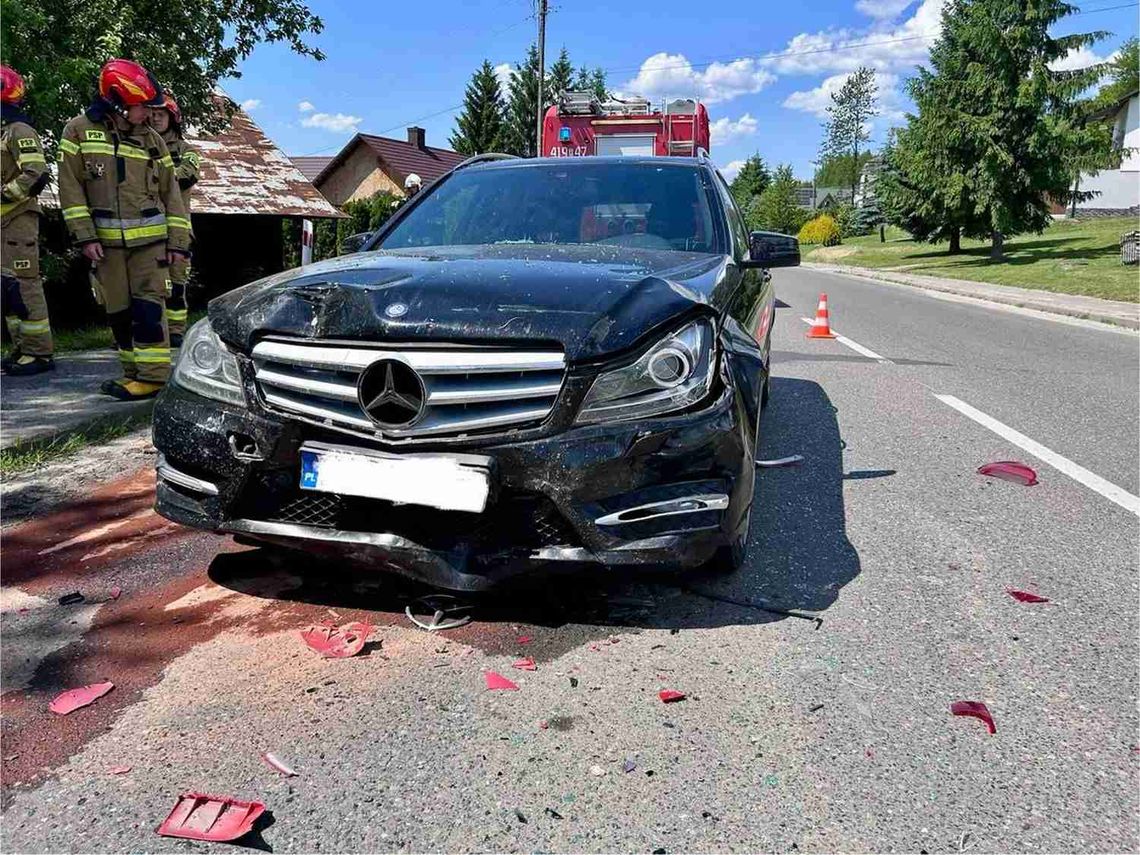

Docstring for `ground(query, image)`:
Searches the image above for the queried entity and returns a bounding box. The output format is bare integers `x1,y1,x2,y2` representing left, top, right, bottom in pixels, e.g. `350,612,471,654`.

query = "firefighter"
149,93,199,348
404,173,422,198
1,65,53,376
57,59,191,400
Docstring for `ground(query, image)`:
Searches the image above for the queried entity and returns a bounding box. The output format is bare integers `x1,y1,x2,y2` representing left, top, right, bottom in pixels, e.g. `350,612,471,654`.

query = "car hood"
208,244,728,362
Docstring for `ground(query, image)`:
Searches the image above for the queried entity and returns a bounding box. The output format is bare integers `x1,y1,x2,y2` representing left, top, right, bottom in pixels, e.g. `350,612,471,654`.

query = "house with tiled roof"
290,156,333,182
312,127,466,206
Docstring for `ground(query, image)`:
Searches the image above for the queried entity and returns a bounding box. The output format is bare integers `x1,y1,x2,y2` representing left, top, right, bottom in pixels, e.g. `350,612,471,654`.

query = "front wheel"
703,509,752,576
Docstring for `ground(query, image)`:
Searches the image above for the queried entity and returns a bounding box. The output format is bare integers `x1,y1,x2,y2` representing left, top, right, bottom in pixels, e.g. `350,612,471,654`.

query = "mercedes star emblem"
357,358,426,429
385,302,409,318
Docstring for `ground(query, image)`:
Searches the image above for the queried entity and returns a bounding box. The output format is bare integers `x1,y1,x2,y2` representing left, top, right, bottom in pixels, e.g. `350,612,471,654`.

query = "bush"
834,203,861,238
798,214,842,246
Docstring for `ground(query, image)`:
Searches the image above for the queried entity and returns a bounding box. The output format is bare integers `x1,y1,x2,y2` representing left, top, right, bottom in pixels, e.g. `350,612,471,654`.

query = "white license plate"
299,443,491,513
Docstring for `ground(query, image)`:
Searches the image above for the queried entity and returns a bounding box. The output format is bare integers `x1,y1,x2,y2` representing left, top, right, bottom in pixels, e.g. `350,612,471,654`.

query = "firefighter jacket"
1,109,49,227
163,133,200,206
57,110,190,251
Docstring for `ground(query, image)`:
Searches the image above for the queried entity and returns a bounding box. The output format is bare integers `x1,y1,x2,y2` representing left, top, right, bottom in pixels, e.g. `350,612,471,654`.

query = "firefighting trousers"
91,244,171,383
167,253,189,346
1,211,53,356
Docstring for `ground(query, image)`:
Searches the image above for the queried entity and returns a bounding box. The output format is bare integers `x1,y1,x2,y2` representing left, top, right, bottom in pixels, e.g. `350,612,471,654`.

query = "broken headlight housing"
576,317,716,424
172,319,245,405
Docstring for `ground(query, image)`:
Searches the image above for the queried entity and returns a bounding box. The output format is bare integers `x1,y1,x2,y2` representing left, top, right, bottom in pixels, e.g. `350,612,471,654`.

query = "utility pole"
534,0,548,157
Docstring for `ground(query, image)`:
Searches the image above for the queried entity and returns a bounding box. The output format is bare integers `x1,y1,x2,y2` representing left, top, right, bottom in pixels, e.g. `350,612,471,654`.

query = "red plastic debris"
261,752,298,777
516,635,533,645
951,701,996,734
109,586,122,600
49,681,114,715
512,657,537,671
658,689,686,703
157,792,266,842
539,720,549,730
1007,589,1049,604
299,621,372,658
485,671,519,691
108,765,132,775
978,461,1038,486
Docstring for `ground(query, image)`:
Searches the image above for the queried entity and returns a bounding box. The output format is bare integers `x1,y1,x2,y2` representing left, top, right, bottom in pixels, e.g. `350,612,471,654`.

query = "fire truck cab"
541,92,711,158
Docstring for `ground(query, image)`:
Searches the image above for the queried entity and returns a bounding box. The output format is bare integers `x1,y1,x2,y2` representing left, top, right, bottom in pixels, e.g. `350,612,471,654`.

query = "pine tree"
728,154,770,211
572,65,608,101
821,68,877,202
547,48,575,105
504,44,541,158
450,60,506,155
753,165,807,235
895,0,1110,258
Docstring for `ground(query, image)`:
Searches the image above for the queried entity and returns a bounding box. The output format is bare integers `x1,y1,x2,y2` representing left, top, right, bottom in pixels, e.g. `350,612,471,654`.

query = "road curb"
802,262,1140,330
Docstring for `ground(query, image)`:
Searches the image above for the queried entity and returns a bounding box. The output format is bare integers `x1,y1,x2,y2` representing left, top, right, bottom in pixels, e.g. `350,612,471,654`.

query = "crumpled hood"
208,244,728,362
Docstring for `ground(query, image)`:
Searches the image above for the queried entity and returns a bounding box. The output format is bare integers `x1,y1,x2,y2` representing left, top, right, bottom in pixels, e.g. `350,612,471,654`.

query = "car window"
379,162,720,254
712,171,750,258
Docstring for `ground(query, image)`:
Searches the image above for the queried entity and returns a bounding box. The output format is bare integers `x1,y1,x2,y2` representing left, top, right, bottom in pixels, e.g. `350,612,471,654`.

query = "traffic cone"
806,293,837,339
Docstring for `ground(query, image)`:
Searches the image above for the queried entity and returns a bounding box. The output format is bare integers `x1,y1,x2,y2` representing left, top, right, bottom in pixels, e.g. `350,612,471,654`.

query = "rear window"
378,162,718,254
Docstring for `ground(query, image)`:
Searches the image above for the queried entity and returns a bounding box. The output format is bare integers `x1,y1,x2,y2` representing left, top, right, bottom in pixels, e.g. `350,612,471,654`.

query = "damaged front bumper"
153,378,754,592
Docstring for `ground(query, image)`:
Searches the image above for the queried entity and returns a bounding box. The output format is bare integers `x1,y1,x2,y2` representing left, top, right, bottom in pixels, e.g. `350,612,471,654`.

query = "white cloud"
1049,45,1110,72
719,159,747,182
301,111,363,133
298,100,315,113
709,113,759,145
762,0,945,76
855,0,914,20
239,98,261,111
493,63,514,96
622,52,775,104
783,71,905,120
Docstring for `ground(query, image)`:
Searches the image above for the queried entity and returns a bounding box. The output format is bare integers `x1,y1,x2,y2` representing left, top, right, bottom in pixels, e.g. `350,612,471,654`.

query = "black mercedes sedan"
151,153,799,591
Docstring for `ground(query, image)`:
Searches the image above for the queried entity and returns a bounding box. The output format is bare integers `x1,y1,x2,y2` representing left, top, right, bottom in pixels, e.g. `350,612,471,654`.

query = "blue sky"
223,0,1138,180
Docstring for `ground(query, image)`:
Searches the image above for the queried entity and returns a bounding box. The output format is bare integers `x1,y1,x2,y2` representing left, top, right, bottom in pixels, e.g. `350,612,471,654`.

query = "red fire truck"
541,92,711,158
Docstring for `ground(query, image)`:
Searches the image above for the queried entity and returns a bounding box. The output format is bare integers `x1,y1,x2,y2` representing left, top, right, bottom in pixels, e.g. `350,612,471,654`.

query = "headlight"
172,319,245,405
576,318,716,424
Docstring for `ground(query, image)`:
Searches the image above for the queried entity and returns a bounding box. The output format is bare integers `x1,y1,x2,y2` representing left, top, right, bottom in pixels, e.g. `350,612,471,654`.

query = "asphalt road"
2,266,1138,853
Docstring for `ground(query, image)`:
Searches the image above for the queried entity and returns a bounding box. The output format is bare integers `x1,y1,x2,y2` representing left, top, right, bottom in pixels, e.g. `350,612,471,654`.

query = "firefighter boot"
103,379,163,401
4,353,55,375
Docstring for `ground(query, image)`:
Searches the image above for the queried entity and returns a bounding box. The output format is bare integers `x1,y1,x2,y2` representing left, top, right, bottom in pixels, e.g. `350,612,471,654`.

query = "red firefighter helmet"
98,59,164,109
1,66,27,105
160,92,182,127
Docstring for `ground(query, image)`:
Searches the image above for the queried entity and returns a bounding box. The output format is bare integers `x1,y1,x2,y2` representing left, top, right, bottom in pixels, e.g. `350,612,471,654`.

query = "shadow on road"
207,376,861,648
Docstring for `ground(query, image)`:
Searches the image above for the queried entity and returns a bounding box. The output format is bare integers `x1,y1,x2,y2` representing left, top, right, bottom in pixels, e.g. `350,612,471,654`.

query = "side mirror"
745,231,800,269
339,231,374,255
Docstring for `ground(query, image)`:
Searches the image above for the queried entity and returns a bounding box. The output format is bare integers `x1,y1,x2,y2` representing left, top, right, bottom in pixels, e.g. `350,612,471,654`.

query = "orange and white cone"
806,293,837,339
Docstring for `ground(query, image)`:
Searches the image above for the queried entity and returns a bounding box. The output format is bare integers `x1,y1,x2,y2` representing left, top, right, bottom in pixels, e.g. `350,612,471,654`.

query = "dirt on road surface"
2,267,1138,853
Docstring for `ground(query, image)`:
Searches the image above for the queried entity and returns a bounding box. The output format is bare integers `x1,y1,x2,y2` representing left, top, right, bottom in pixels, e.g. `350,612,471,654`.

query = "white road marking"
799,317,894,364
935,394,1140,517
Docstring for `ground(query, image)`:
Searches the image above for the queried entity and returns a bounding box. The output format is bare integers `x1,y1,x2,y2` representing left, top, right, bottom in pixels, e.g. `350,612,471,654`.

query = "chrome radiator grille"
251,339,566,440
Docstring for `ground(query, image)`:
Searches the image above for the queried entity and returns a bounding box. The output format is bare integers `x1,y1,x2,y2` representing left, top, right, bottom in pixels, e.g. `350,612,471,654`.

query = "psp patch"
13,259,32,270
16,137,37,150
85,129,107,141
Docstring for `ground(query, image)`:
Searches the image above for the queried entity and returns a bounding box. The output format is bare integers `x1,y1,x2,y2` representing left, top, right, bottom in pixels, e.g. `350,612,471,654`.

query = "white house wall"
1077,94,1140,212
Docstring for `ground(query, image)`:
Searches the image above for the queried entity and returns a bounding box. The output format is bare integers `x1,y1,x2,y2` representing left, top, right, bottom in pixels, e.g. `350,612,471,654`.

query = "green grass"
1,310,206,357
805,217,1140,303
0,408,154,478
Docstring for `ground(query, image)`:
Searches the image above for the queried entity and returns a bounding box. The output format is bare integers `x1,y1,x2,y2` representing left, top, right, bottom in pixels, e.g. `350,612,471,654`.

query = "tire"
760,367,771,409
703,509,752,576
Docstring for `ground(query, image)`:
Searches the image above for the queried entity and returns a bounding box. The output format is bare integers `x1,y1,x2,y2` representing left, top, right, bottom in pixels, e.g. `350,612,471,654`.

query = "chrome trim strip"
256,367,359,402
253,340,565,374
425,378,563,405
262,391,374,429
156,455,219,496
594,493,729,526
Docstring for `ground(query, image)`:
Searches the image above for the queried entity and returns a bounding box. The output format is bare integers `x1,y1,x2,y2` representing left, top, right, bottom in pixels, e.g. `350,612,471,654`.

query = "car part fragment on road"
485,671,519,691
512,657,537,671
951,701,996,734
544,807,564,820
299,621,372,658
49,681,114,715
262,752,298,777
978,461,1038,486
109,587,122,600
756,455,804,468
1006,589,1050,604
516,635,533,644
405,594,473,631
658,689,686,703
157,792,266,842
57,592,85,606
108,765,132,774
682,585,823,628
623,758,637,773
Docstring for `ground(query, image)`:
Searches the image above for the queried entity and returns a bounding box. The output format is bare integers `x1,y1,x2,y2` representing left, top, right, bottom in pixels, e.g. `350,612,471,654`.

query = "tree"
0,0,324,136
813,151,873,191
1093,37,1139,108
728,153,770,211
820,67,877,201
898,0,1109,259
450,60,505,155
503,44,541,157
753,165,808,235
573,66,608,101
547,48,575,103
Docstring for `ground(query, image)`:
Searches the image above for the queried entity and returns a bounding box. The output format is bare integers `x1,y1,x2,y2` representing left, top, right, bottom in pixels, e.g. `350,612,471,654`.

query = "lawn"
805,217,1140,303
